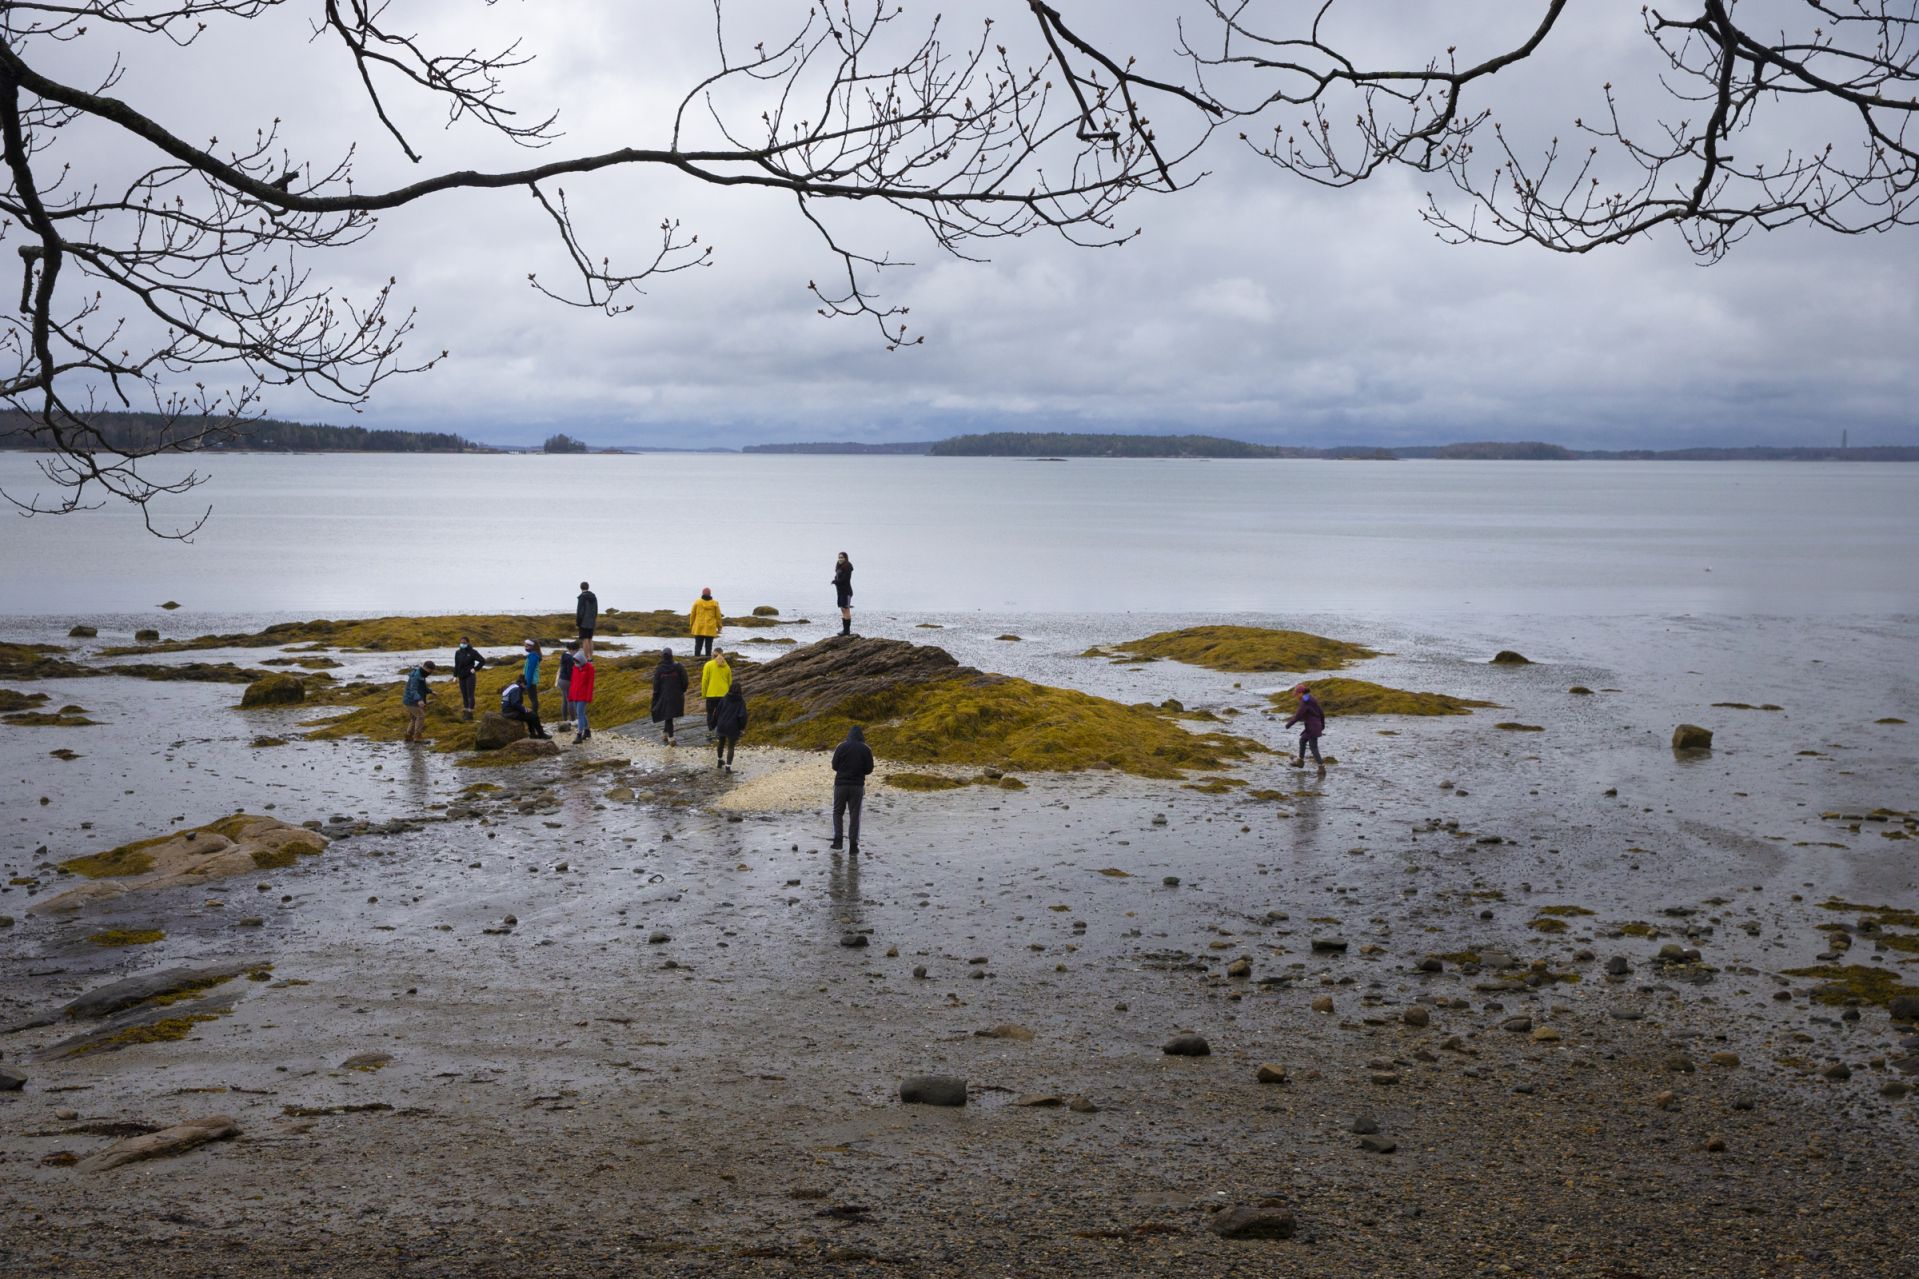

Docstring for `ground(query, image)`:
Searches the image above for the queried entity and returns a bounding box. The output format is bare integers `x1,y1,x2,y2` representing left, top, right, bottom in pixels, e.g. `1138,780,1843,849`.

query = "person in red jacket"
1284,683,1325,774
569,653,596,742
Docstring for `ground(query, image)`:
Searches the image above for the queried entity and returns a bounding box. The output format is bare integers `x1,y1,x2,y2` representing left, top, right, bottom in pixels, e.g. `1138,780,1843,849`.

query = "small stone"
976,1024,1034,1042
1501,1016,1533,1034
1654,1090,1679,1110
1888,994,1919,1022
1162,875,1180,887
1370,1070,1401,1085
1209,1199,1297,1241
1358,1135,1397,1154
1415,956,1442,973
1066,1095,1100,1113
339,1051,392,1072
900,1075,967,1107
1531,1026,1561,1043
647,931,670,944
1311,937,1348,953
54,1107,77,1120
1605,956,1630,976
1709,1051,1741,1069
912,965,928,979
1226,957,1252,979
1705,1136,1727,1153
1821,1062,1852,1082
1014,1094,1063,1108
1349,1114,1379,1134
1162,1034,1211,1057
1255,1063,1288,1084
1310,995,1334,1014
839,932,868,948
1666,1054,1696,1073
0,1066,25,1092
1402,1006,1431,1028
502,914,518,927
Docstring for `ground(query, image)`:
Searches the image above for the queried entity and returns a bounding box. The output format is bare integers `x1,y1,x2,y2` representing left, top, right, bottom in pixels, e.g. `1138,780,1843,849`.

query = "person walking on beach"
651,648,688,746
520,640,550,738
833,552,854,636
569,650,596,742
556,640,579,730
451,637,485,721
499,676,539,735
1284,683,1326,774
701,646,732,730
830,724,874,853
402,660,438,744
713,684,747,772
689,587,722,659
576,582,599,659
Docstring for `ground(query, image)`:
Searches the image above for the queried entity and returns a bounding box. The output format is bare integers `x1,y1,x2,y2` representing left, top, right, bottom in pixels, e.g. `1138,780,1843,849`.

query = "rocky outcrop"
473,711,529,750
38,815,327,912
67,625,98,638
1672,724,1714,750
241,672,306,707
134,628,160,643
1490,650,1532,665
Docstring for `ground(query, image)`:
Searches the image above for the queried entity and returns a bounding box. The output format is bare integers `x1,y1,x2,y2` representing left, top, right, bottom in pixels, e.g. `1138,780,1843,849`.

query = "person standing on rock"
576,581,599,659
402,660,438,744
689,587,722,658
520,640,550,738
713,683,748,772
1284,683,1325,774
651,648,688,746
833,552,854,636
830,724,874,853
701,646,732,730
557,640,580,730
569,650,596,743
452,637,485,721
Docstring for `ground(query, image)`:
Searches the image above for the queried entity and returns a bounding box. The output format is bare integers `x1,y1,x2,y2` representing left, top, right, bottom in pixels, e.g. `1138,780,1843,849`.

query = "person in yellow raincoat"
689,587,723,658
701,646,732,731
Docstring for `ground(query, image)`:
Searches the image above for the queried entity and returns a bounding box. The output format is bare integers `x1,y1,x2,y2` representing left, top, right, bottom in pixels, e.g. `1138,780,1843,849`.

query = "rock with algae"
1091,625,1376,674
1672,724,1714,751
1267,677,1494,717
241,672,307,707
41,815,326,912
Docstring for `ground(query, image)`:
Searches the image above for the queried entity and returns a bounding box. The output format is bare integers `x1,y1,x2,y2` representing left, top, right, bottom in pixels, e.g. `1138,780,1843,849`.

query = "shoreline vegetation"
7,414,1915,460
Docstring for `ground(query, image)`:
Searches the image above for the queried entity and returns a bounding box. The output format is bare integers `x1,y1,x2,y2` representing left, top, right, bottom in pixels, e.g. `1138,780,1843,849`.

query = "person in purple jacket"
1284,683,1326,773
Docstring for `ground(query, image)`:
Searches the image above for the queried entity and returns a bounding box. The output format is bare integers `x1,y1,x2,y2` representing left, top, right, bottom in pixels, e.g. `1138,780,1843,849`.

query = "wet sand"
3,610,1917,1276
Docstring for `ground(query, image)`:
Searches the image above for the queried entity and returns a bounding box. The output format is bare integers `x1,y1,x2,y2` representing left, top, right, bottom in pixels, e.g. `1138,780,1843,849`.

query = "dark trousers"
693,635,714,658
523,686,546,736
457,671,477,711
504,707,539,734
832,782,864,847
716,734,737,766
1298,733,1322,764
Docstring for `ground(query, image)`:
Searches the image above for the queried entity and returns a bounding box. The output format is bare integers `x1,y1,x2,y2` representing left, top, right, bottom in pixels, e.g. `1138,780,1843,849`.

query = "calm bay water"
1,452,1915,617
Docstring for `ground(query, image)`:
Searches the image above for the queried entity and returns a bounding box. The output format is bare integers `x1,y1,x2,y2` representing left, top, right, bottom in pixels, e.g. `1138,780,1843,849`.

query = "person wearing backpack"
712,684,748,772
402,660,438,744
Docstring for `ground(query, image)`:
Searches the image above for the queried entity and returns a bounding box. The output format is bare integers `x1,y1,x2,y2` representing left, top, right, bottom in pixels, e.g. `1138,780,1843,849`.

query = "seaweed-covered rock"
134,628,160,643
1490,650,1532,665
473,711,530,751
67,625,98,638
241,673,306,707
751,605,780,617
1672,724,1714,751
1098,625,1375,674
40,815,326,912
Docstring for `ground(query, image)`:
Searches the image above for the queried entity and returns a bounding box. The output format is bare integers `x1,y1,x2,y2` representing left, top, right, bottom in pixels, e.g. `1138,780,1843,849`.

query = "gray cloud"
32,1,1919,448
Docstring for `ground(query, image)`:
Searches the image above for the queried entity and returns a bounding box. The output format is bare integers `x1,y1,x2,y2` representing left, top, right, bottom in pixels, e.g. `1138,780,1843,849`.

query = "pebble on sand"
899,1075,968,1107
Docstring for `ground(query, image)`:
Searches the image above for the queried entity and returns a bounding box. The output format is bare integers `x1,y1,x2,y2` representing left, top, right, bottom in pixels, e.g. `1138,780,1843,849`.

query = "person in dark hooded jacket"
712,684,748,772
829,724,875,852
1283,683,1326,773
451,637,486,720
576,582,599,658
651,648,688,745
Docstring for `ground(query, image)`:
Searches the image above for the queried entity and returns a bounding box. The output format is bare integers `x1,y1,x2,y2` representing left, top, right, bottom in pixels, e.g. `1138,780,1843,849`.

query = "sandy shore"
3,610,1916,1276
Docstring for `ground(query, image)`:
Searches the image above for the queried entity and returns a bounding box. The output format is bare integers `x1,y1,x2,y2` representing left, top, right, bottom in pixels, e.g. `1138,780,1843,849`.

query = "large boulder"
473,711,530,751
1209,1199,1298,1240
1490,650,1532,665
1672,724,1714,751
494,738,560,761
38,815,327,912
67,625,98,638
241,673,306,707
134,628,160,643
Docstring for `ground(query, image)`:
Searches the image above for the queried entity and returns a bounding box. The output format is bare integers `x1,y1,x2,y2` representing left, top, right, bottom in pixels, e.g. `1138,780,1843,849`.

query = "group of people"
396,557,1326,854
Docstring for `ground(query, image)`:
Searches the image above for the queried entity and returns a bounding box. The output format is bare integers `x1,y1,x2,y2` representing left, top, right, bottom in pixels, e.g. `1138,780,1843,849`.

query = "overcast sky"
32,1,1919,448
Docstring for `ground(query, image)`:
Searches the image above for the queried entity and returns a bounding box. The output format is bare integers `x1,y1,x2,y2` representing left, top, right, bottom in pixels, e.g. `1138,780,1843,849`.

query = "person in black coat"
451,636,486,720
829,723,875,852
833,552,854,637
712,685,748,772
651,648,688,746
576,581,599,659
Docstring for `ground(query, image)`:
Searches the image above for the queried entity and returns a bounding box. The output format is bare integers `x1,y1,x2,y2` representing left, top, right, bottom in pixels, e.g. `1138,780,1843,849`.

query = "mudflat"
2,611,1915,1277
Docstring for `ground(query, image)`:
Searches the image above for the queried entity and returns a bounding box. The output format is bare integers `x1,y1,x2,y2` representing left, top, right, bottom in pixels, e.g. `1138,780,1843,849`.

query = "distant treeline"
0,411,484,454
743,440,937,455
932,432,1311,458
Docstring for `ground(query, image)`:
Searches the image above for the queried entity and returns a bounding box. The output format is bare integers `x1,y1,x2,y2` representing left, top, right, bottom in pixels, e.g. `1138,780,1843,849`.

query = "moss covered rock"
241,673,307,707
1672,724,1714,751
1268,678,1494,718
45,814,326,912
67,625,98,638
473,711,530,751
1490,650,1532,665
134,628,160,643
752,605,780,617
1096,626,1376,674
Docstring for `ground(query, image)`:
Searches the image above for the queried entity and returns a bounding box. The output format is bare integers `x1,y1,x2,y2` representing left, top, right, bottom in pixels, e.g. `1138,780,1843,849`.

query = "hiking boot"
829,837,843,850
847,842,859,856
